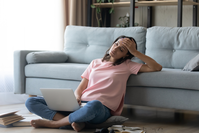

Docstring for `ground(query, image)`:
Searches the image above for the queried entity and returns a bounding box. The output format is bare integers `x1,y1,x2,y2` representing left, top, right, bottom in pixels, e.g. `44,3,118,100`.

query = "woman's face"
109,38,129,61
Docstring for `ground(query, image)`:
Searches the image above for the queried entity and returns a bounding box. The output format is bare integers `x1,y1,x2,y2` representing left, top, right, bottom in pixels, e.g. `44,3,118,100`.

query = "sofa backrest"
146,27,199,69
64,25,146,64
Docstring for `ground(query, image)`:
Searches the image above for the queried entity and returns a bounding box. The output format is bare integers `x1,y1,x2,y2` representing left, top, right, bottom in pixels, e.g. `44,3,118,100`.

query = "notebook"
40,88,85,112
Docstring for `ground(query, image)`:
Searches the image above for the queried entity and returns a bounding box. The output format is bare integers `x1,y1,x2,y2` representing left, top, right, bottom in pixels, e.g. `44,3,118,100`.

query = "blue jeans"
25,97,111,124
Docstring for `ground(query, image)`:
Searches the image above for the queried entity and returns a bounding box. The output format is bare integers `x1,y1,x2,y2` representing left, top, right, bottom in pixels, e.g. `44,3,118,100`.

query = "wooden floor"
1,104,199,133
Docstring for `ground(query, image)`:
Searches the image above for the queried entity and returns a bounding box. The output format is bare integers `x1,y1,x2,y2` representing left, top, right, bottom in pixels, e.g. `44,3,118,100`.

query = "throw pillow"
85,116,129,129
26,51,68,64
59,116,128,130
183,54,199,71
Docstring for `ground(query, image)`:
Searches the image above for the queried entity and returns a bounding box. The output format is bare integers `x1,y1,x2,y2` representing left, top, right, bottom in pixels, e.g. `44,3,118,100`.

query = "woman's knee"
25,97,39,112
85,100,110,124
87,100,103,110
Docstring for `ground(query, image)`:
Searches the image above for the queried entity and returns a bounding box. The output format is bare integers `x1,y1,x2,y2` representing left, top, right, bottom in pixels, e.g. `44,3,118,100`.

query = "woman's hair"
102,35,137,66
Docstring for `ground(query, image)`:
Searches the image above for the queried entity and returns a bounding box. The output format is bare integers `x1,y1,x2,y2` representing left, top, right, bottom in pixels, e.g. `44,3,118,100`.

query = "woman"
25,35,162,132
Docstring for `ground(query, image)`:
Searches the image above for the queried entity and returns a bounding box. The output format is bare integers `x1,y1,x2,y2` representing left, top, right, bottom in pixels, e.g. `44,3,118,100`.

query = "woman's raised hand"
120,38,137,55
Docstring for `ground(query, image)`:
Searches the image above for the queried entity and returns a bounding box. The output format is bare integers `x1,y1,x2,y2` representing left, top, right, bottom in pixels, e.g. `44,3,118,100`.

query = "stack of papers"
96,125,145,133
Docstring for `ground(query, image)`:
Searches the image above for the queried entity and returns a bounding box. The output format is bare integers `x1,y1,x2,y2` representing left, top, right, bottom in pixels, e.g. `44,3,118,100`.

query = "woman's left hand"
77,98,81,105
120,38,137,55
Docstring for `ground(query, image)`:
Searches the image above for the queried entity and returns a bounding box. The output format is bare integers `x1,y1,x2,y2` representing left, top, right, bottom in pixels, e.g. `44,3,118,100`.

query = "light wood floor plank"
1,104,199,133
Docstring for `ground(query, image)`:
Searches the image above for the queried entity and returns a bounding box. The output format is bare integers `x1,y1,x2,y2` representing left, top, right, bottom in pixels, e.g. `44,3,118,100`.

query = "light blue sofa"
14,26,199,112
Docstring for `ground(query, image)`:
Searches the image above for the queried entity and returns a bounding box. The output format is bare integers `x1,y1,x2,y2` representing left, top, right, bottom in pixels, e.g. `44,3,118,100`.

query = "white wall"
153,5,193,27
111,5,199,27
0,0,66,52
0,0,66,105
0,0,66,69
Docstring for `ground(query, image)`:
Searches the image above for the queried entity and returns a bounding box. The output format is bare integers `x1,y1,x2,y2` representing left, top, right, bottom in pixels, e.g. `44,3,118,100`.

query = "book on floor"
0,111,24,127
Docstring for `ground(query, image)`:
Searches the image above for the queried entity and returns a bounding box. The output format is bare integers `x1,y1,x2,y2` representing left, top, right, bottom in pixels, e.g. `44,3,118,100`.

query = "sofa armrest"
13,50,45,94
26,51,68,64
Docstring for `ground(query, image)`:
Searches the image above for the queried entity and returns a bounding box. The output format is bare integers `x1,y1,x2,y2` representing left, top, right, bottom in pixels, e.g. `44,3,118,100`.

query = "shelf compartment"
93,1,199,7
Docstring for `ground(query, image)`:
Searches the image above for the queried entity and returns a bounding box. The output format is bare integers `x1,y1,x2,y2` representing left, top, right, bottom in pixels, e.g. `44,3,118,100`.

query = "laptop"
40,88,85,112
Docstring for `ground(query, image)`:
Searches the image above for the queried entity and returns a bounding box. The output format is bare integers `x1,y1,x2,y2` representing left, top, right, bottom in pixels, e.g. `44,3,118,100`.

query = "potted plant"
116,13,139,27
91,0,115,27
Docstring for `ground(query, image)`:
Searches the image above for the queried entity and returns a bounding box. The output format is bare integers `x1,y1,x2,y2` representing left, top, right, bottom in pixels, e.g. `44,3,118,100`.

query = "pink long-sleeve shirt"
81,59,142,115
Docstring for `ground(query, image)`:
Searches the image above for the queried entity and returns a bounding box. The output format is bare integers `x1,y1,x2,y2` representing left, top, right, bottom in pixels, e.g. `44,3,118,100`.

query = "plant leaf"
98,7,101,13
108,0,111,2
98,21,101,27
96,7,101,14
109,8,114,14
101,0,105,2
91,5,96,8
97,0,101,3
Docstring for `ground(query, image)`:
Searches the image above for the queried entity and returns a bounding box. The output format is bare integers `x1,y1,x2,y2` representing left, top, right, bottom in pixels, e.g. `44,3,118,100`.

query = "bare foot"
31,119,58,128
71,122,85,132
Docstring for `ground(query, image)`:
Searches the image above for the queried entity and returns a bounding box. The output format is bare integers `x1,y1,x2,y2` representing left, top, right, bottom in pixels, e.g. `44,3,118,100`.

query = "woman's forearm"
121,38,162,71
133,51,162,71
74,78,88,99
74,89,83,99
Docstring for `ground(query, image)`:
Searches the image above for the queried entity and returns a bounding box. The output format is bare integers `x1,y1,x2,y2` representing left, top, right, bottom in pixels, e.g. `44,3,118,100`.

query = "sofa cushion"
25,64,199,91
25,63,88,81
26,51,68,64
146,27,199,69
127,68,199,91
183,54,199,71
64,25,147,64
